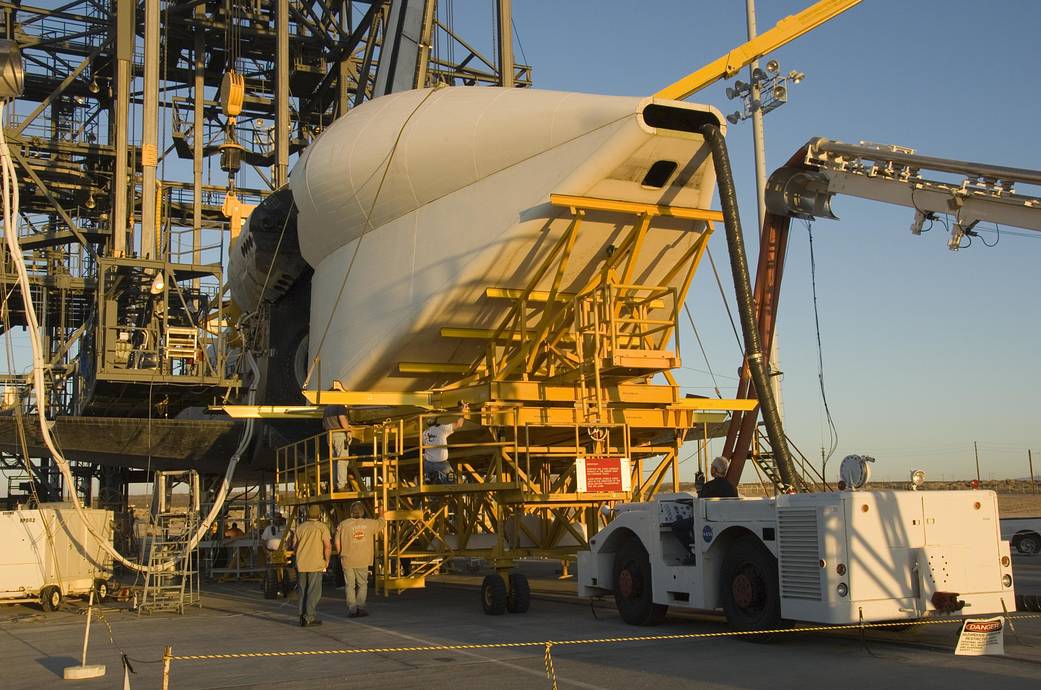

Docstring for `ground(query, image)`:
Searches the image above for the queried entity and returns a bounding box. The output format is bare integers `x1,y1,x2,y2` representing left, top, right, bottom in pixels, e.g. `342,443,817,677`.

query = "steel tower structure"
0,0,529,507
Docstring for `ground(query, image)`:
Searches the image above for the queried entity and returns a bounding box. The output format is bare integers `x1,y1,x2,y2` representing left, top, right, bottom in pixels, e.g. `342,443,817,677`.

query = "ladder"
138,512,200,614
139,470,202,614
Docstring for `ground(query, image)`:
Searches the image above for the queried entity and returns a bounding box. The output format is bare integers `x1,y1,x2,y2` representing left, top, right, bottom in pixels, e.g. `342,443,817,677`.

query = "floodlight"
766,59,780,74
726,111,742,125
150,272,165,295
788,70,805,84
910,469,926,490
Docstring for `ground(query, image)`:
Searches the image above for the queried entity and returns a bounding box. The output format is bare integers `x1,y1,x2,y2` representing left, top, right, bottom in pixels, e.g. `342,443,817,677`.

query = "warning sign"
955,617,1005,656
575,457,631,493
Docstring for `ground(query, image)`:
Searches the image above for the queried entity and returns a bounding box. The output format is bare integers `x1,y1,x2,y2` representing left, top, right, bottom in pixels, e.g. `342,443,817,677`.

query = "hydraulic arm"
766,137,1041,249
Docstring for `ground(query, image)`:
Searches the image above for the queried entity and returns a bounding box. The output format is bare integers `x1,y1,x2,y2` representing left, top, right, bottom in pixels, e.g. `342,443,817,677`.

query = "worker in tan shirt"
334,501,386,617
293,504,331,627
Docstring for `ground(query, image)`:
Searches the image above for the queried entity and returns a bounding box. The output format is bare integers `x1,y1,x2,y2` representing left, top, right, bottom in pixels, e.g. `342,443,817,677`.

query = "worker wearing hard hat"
294,504,331,627
421,402,469,484
699,456,739,498
334,501,387,618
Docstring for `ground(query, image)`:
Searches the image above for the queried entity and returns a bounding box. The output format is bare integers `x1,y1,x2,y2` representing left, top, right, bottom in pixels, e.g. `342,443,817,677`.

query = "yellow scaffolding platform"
270,194,756,611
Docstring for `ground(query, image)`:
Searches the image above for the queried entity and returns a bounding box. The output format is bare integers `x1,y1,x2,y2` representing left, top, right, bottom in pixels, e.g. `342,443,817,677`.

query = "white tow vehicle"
578,489,1016,630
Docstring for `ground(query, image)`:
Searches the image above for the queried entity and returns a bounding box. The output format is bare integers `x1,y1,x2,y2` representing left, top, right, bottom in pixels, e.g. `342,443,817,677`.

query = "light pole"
726,1,805,425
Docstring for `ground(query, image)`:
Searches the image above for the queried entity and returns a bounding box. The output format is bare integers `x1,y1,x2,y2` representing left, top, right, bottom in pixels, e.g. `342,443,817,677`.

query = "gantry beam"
656,0,860,101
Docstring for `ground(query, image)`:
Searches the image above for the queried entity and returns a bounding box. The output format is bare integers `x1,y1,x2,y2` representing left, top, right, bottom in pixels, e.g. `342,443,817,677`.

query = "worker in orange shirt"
334,501,386,618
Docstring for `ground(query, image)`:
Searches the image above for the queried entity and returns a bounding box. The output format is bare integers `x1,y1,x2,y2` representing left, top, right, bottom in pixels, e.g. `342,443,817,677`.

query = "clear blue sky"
491,0,1041,482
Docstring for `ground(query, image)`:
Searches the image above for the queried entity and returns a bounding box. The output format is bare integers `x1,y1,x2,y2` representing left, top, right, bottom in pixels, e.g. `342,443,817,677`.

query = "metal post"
497,0,514,87
80,589,94,665
275,0,290,187
161,646,172,690
140,0,160,258
192,7,204,266
974,441,981,482
414,0,437,88
1029,449,1036,493
112,0,134,257
745,0,767,229
745,0,783,422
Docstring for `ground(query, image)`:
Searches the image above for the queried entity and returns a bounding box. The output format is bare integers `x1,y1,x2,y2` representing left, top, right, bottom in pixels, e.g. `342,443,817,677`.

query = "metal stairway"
138,511,201,615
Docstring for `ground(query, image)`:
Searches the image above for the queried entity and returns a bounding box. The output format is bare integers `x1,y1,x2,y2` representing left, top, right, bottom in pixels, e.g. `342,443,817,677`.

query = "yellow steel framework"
270,194,756,604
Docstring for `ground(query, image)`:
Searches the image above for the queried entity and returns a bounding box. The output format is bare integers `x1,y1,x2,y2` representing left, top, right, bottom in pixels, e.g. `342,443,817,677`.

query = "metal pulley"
0,39,24,99
219,69,245,119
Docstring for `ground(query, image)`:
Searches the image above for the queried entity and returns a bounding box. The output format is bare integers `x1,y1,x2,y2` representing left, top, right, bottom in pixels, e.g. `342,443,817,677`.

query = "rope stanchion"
544,641,557,690
162,646,172,690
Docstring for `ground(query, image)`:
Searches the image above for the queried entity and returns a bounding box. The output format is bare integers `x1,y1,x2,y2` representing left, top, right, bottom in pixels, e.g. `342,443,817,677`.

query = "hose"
0,100,258,573
699,123,797,489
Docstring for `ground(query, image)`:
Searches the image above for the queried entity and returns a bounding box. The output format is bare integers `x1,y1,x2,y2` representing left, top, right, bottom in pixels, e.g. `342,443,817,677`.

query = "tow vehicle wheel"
721,536,782,632
40,585,63,612
613,540,667,626
1016,533,1041,556
481,573,507,615
507,573,530,614
93,579,109,603
1018,594,1041,612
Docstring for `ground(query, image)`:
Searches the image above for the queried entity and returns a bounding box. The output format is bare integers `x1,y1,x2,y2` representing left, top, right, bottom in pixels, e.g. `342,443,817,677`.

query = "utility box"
0,504,114,611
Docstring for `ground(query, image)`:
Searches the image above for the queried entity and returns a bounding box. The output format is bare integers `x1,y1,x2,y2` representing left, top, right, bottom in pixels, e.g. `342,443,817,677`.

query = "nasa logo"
702,525,713,543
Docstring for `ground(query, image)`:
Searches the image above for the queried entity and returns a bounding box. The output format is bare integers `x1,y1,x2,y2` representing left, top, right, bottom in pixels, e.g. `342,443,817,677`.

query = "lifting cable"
682,302,722,399
0,99,259,574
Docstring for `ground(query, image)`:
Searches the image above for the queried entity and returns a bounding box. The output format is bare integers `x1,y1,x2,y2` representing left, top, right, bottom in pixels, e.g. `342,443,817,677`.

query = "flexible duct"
699,123,797,489
0,100,258,573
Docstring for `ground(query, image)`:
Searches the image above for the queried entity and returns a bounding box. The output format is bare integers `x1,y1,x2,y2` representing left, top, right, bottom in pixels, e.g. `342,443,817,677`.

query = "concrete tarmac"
1,572,1040,690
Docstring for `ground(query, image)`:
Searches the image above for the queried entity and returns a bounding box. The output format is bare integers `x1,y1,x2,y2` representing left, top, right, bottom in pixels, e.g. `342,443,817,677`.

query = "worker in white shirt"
261,512,292,597
334,502,387,617
261,512,287,550
421,402,468,484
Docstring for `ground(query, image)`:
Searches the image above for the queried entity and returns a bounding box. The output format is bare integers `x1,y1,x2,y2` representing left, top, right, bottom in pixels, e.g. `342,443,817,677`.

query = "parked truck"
0,504,114,611
578,489,1015,630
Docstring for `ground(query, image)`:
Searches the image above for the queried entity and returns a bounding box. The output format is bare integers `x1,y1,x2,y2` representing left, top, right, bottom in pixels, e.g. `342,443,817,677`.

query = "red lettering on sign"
964,621,1001,633
583,457,624,492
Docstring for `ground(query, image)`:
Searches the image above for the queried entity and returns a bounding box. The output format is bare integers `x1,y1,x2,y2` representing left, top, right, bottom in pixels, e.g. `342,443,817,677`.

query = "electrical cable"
806,221,838,470
0,99,259,574
978,222,1000,248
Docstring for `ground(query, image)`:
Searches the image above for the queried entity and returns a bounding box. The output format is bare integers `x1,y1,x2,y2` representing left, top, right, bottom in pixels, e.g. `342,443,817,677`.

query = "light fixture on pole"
723,58,805,123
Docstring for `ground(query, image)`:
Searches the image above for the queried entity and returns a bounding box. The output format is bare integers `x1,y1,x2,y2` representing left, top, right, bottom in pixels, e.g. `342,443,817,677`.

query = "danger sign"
955,617,1004,656
575,457,631,493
